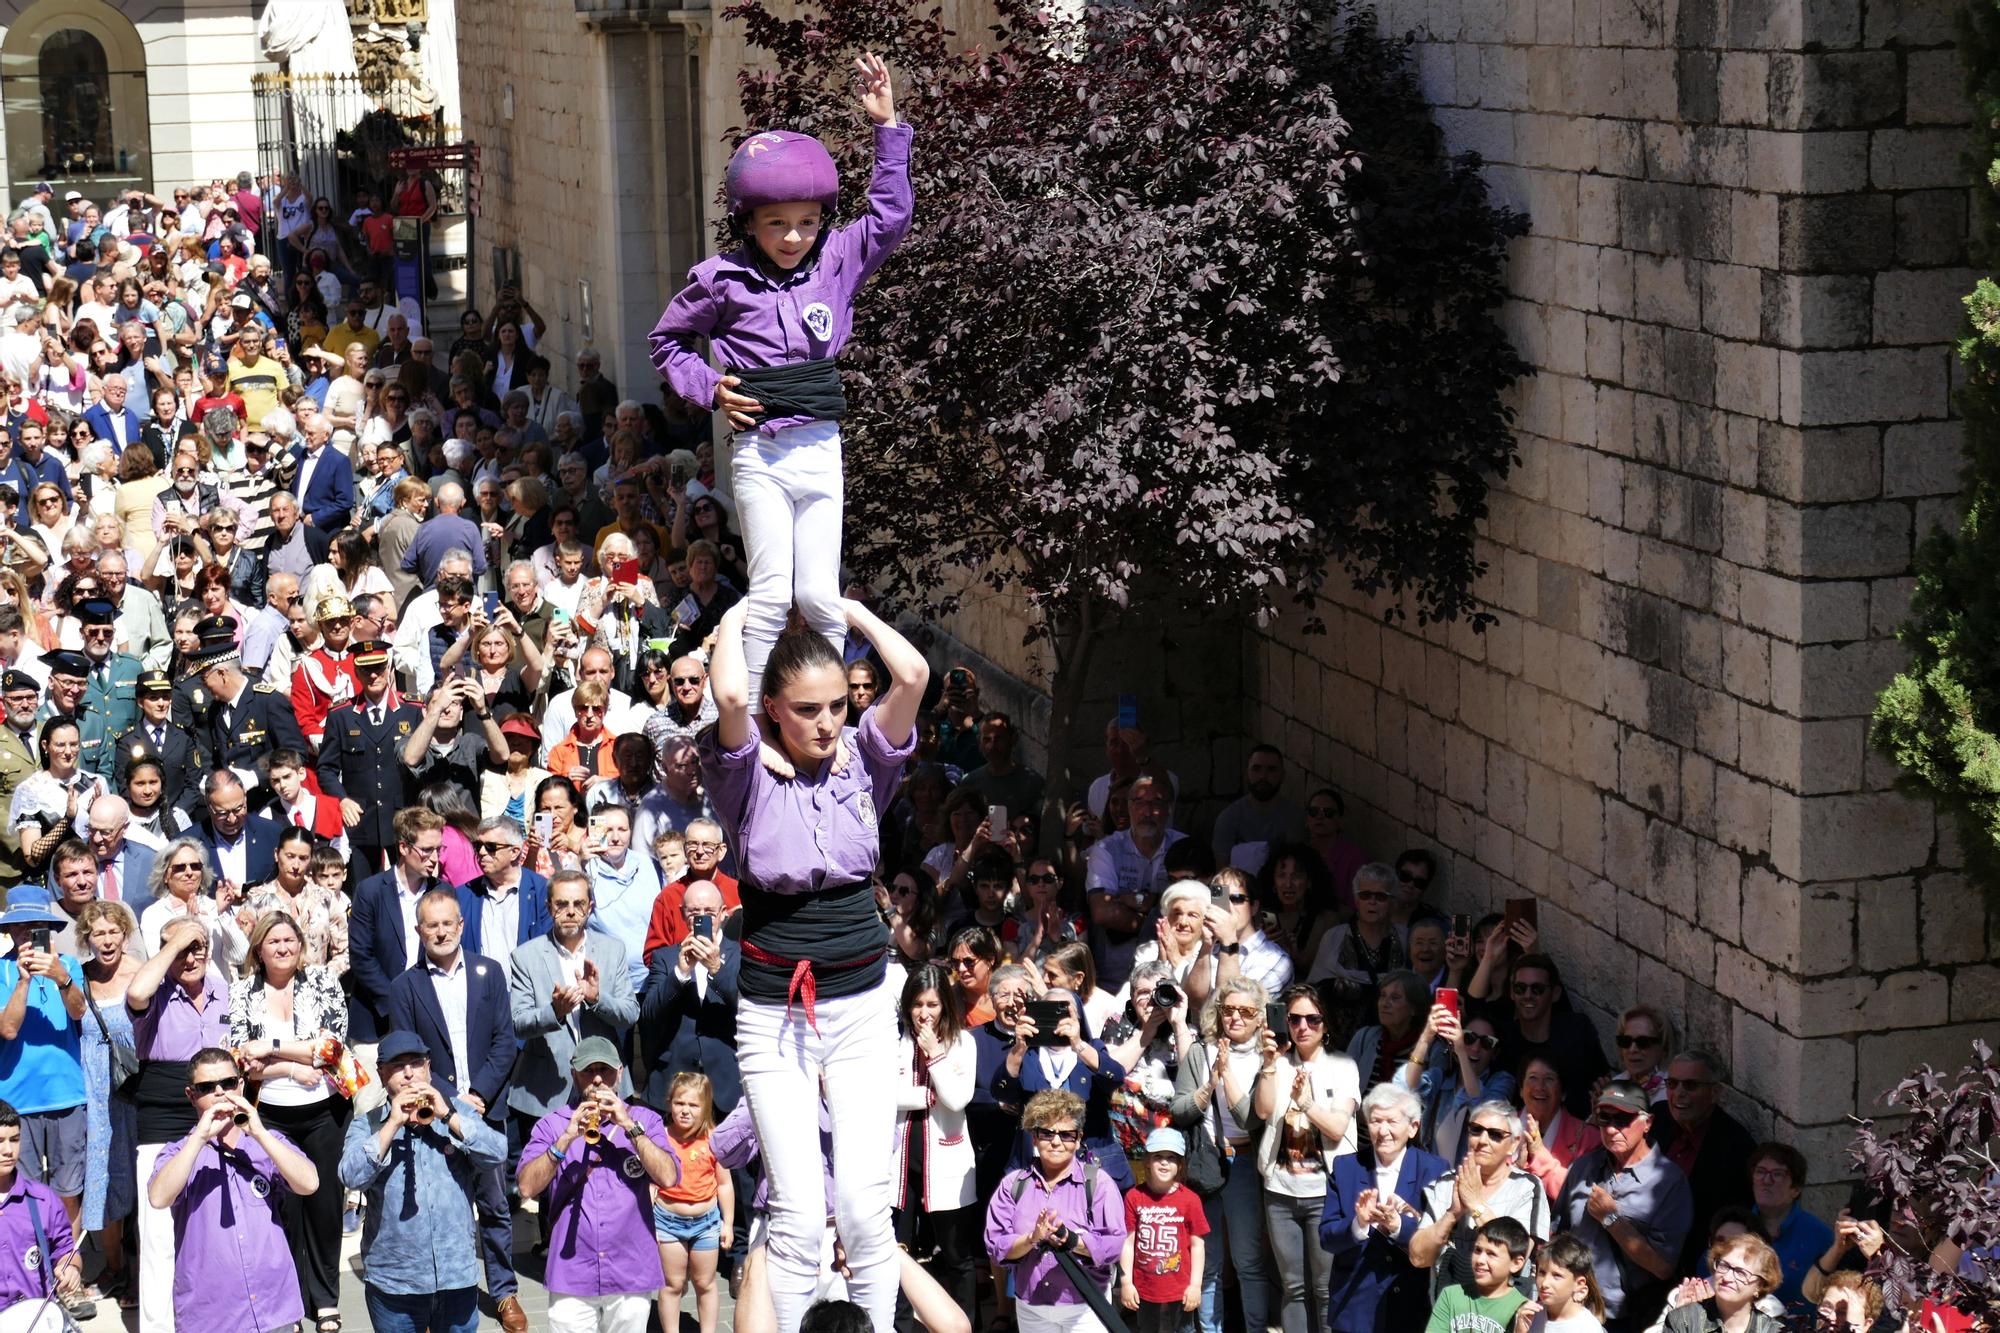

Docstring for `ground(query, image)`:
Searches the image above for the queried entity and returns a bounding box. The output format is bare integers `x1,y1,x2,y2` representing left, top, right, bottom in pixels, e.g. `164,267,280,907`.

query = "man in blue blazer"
348,806,447,1042
289,417,354,530
638,879,741,1113
455,822,551,974
82,796,156,922
387,886,525,1331
1321,1084,1451,1333
81,375,143,456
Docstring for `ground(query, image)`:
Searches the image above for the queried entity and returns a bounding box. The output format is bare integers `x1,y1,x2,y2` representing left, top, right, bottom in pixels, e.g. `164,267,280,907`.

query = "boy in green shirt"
1426,1216,1533,1333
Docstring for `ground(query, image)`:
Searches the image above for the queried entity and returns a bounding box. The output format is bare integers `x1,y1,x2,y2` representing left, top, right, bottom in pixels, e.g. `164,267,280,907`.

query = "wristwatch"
1219,942,1242,955
1601,1210,1621,1229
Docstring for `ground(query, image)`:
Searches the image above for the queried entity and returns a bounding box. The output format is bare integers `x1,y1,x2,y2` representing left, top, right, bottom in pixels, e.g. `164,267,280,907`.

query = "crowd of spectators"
0,170,1967,1333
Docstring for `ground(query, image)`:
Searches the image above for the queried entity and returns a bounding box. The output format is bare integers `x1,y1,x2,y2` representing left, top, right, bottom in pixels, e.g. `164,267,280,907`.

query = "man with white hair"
402,483,486,586
97,549,166,664
394,549,476,695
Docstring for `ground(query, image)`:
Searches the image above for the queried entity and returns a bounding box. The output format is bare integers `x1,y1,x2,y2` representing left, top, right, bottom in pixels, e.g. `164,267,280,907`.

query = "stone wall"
1245,0,1994,1204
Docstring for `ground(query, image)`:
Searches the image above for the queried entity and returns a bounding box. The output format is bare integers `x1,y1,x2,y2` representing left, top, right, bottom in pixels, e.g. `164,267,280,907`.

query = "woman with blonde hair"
227,908,349,1330
1658,1231,1785,1333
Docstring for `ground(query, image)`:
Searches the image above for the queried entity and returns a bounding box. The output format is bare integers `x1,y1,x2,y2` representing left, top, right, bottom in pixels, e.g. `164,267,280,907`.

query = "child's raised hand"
855,53,896,126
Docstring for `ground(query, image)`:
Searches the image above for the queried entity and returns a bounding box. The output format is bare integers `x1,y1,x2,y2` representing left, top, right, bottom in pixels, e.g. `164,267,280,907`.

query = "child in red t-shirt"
1119,1127,1208,1333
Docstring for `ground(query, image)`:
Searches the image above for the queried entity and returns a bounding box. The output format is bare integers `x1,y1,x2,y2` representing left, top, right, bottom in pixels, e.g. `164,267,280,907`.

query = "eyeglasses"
1226,893,1251,905
191,1075,242,1094
474,841,519,856
1511,982,1550,996
684,840,721,853
1751,1166,1792,1184
1593,1108,1640,1129
1465,1122,1512,1142
1355,890,1391,902
1664,1076,1713,1091
1615,1033,1661,1049
1397,872,1432,889
576,704,605,716
669,675,702,686
167,861,203,874
1030,1128,1080,1144
1219,1004,1259,1020
1287,1013,1324,1029
1712,1260,1758,1287
948,956,981,971
1306,805,1339,818
1463,1031,1500,1051
1025,872,1061,886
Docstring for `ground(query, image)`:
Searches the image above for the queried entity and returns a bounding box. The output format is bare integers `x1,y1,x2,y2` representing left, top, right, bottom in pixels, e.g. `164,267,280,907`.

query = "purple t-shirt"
0,1173,73,1308
150,1129,305,1331
699,708,913,897
649,122,915,431
524,1103,678,1298
129,972,230,1061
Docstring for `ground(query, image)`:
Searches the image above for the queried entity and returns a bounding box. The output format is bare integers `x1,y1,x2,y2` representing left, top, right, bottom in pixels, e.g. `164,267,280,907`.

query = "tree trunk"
1042,595,1101,841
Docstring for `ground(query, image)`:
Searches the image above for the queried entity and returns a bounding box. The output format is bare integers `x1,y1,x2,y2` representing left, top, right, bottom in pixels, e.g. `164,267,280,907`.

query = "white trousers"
731,420,846,711
547,1292,652,1333
1017,1302,1108,1333
737,976,898,1333
135,1143,176,1333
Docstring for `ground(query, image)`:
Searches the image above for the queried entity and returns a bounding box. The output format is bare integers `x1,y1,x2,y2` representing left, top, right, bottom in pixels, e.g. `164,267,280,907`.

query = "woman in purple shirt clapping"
699,596,928,1333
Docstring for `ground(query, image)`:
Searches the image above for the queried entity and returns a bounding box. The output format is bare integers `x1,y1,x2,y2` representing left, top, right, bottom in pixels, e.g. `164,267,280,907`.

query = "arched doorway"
0,0,152,203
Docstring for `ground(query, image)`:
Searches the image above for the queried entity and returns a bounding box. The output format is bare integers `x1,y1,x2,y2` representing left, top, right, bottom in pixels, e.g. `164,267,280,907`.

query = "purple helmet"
725,130,838,219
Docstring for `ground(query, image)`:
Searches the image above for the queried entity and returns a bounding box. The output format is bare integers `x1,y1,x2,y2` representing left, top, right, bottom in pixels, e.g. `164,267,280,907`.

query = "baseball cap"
1593,1078,1653,1120
570,1036,621,1071
1144,1127,1187,1157
63,190,82,202
377,1031,431,1066
229,293,253,310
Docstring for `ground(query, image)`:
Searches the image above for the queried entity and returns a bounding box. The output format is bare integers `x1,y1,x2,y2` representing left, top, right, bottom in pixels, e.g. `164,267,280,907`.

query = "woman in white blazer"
892,962,979,1328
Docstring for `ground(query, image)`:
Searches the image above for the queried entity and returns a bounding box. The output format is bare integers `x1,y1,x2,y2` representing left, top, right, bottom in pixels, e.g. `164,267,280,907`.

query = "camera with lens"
1152,981,1182,1009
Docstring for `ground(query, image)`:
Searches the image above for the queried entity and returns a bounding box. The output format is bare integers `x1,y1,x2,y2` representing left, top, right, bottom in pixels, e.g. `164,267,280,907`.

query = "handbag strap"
81,973,113,1046
25,1187,53,1299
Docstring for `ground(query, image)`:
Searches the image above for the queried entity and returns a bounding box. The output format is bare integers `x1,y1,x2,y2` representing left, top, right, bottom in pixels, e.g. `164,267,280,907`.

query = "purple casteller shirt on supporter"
148,1129,307,1332
712,1096,839,1215
524,1102,679,1298
647,122,915,433
129,971,230,1058
0,1172,74,1308
700,710,914,896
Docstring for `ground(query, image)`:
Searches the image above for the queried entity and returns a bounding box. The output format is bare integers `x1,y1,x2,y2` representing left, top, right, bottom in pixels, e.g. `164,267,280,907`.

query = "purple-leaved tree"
725,0,1529,806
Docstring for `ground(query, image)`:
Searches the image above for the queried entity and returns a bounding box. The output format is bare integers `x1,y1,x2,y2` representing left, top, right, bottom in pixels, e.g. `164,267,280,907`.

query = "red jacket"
643,871,741,962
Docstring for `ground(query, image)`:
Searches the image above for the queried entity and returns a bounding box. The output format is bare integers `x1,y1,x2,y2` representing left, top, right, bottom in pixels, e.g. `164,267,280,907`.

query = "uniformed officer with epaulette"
75,596,142,779
187,616,306,802
316,638,424,876
114,668,205,817
0,669,40,888
35,649,90,729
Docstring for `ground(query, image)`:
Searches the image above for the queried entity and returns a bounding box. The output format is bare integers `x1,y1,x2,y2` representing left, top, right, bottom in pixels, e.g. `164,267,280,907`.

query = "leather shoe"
497,1295,528,1333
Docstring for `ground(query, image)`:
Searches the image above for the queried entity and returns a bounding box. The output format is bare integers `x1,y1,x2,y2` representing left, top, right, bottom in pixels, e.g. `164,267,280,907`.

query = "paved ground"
73,1203,735,1332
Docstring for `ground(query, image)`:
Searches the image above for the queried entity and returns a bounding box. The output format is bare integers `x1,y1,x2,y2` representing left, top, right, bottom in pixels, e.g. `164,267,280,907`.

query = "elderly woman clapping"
1319,1082,1450,1332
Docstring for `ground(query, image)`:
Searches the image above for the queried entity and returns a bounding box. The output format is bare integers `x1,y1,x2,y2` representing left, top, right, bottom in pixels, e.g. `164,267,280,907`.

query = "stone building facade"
1244,0,1992,1201
454,0,1996,1202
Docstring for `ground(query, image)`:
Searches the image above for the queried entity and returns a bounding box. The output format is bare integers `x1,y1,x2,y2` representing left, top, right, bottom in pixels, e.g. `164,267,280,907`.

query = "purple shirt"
149,1129,306,1331
524,1103,679,1298
648,122,915,430
700,709,914,895
0,1173,73,1309
129,970,230,1060
711,1096,837,1216
983,1164,1127,1308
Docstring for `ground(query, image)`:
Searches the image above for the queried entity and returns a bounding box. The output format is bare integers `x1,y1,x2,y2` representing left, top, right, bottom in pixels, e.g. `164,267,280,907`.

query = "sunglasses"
1463,1031,1500,1051
1397,872,1432,889
669,675,702,686
474,841,519,856
1355,890,1391,902
1219,1004,1260,1020
1615,1033,1661,1049
192,1075,242,1095
1511,982,1550,996
1226,893,1252,905
1030,1128,1080,1144
1025,872,1061,886
948,956,981,971
1664,1076,1713,1091
1594,1108,1640,1129
1465,1122,1512,1142
1287,1013,1325,1029
1306,805,1339,818
167,861,203,874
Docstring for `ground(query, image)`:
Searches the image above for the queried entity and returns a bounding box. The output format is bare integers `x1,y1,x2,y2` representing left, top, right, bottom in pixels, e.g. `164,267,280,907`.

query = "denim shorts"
653,1200,723,1250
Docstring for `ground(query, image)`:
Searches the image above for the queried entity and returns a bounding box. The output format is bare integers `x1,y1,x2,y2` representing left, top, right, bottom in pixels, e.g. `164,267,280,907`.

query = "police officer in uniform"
76,597,142,779
187,616,305,804
0,668,40,887
316,638,423,877
115,668,206,817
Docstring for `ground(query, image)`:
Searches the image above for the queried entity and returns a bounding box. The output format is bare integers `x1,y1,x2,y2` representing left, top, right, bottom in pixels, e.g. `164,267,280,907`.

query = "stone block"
1798,716,1864,793
1696,836,1744,944
1634,255,1701,329
1682,749,1718,836
1719,52,1770,125
1757,423,1881,502
1760,274,1872,351
1730,190,1780,271
1617,888,1668,958
1864,0,1966,47
1734,1009,1857,1127
1896,190,1972,268
1560,780,1605,874
1749,130,1870,195
1604,798,1649,889
1856,879,1922,971
1795,503,1913,580
1620,729,1682,819
1766,51,1903,131
1714,764,1772,864
1715,343,1781,420
1951,965,2000,1022
1920,874,1988,964
1798,639,1909,719
1788,348,1951,426
1793,792,1936,882
1743,870,1854,974
1875,268,1981,347
1646,819,1699,904
1872,129,1978,191
1777,195,1894,274
1883,421,1968,498
1621,181,1731,260
1702,264,1763,341
1904,48,1969,125
1721,624,1771,705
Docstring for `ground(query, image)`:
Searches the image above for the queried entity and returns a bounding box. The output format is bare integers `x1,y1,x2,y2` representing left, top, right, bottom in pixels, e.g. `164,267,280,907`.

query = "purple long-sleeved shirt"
648,122,915,432
983,1164,1127,1307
